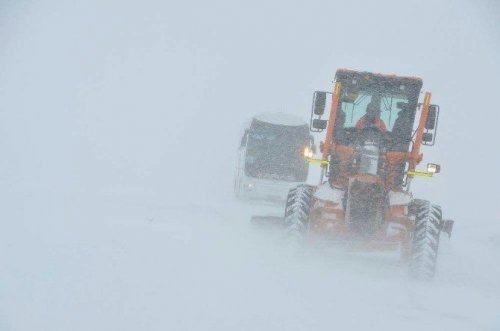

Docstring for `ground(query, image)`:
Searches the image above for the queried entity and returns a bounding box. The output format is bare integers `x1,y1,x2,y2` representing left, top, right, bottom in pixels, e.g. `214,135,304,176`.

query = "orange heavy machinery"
284,69,453,280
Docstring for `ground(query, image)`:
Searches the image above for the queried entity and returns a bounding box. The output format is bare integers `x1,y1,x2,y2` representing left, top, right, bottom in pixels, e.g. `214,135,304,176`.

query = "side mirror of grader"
313,91,327,115
310,91,330,132
422,104,439,146
426,105,439,130
312,119,327,130
422,132,434,143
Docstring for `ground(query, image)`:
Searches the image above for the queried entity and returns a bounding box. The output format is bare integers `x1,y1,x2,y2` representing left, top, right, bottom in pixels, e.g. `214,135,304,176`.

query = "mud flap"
441,219,454,238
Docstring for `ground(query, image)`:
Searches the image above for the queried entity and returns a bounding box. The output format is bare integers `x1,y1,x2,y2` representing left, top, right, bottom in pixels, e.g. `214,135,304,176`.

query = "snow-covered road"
1,190,498,330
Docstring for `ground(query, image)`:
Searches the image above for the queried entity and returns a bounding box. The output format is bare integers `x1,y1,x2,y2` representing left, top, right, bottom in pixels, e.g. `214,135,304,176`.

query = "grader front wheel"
409,199,442,280
284,184,314,241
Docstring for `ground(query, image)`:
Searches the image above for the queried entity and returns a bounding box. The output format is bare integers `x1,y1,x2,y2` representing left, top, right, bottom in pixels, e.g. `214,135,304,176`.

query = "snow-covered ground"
1,189,499,330
0,0,499,330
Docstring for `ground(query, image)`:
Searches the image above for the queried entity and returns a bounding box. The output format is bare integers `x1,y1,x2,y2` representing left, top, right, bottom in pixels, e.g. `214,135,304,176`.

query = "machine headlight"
303,147,314,159
427,163,441,174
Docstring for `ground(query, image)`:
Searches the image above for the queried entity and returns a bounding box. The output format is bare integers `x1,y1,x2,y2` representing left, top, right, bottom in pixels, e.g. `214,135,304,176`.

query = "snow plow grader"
285,69,453,280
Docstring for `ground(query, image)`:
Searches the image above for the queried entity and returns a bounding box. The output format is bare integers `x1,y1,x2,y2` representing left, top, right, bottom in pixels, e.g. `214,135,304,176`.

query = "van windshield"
245,120,309,182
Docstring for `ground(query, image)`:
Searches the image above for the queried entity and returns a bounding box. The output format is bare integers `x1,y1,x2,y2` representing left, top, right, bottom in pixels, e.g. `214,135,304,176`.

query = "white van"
234,112,313,203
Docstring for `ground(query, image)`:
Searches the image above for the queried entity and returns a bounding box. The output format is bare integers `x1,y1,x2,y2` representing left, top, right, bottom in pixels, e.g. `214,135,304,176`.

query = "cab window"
340,91,408,132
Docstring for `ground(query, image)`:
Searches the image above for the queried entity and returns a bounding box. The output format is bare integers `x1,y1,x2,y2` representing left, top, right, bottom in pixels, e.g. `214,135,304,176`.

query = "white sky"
0,0,498,241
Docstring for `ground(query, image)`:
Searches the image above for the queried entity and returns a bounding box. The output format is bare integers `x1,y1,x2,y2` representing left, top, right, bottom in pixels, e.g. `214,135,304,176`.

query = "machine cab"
310,70,440,189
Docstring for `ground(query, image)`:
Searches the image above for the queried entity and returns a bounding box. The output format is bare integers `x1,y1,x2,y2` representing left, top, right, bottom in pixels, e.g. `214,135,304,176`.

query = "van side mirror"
240,129,249,148
313,91,327,115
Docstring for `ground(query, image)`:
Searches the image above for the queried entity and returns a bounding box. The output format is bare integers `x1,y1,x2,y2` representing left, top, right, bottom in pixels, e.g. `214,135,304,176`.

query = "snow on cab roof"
253,112,307,126
336,68,423,82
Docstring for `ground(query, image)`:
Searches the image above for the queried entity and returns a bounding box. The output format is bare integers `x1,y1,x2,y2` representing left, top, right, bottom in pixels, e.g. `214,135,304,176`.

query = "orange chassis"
307,152,415,258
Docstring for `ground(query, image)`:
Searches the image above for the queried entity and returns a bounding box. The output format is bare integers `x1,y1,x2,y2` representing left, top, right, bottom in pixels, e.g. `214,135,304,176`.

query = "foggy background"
0,0,499,330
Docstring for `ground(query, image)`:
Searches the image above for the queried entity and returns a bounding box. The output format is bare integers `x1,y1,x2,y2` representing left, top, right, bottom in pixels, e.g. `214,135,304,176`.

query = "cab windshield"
334,88,416,151
340,91,409,131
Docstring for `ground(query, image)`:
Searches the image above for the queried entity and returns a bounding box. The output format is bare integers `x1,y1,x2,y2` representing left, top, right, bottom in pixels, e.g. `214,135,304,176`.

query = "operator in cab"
355,102,387,132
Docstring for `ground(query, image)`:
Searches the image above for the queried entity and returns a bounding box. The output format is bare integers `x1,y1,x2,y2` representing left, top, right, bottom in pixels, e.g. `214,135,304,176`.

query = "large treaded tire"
409,199,442,280
284,184,314,241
